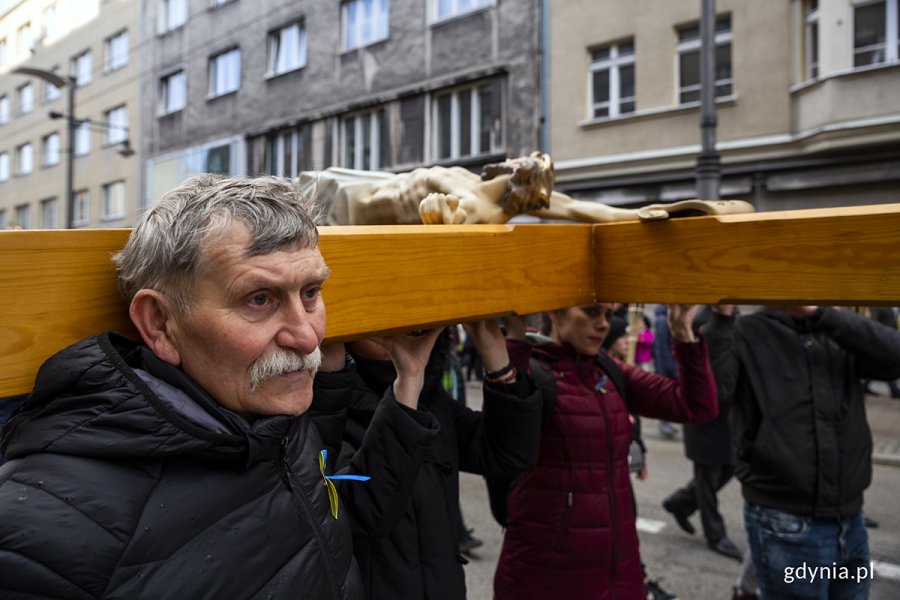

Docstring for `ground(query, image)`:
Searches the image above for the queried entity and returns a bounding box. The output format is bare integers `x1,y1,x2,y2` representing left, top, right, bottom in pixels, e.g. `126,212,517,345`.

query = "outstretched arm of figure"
418,173,511,225
530,192,755,223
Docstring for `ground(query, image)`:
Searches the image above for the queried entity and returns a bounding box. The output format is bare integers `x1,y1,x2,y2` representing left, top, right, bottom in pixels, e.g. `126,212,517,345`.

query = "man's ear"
130,289,182,366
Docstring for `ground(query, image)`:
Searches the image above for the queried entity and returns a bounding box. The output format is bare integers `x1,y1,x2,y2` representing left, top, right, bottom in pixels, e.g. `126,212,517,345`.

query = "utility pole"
696,0,721,200
14,67,77,228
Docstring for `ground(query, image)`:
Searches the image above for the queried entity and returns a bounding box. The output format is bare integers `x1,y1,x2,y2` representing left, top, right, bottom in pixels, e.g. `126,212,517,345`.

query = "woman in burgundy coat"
494,303,718,599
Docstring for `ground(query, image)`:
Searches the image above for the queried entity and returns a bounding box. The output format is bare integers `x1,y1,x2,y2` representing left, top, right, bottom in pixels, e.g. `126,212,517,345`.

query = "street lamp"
13,67,77,228
48,111,135,157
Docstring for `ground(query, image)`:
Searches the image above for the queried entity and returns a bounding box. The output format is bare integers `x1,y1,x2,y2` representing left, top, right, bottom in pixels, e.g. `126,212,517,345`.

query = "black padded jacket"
0,333,434,599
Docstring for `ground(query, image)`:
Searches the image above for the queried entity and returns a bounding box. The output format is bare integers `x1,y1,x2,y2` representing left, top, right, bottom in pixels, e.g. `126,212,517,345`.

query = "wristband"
484,362,515,380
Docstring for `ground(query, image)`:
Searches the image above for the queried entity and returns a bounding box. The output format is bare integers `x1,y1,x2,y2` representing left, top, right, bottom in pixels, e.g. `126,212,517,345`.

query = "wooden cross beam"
2,203,899,398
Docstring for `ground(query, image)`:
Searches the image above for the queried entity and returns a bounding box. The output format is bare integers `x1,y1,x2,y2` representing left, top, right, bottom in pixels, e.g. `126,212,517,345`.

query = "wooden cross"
2,203,899,398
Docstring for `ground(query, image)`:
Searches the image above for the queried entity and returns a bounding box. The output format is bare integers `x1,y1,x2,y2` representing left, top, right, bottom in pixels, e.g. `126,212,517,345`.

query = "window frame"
73,189,90,227
432,0,494,23
72,50,93,87
0,152,9,182
208,47,242,98
431,81,502,162
676,16,733,105
16,203,31,229
0,95,8,124
42,132,61,167
160,69,187,115
853,0,900,67
159,0,188,34
340,108,383,170
74,121,91,156
588,40,636,120
17,82,34,115
101,180,126,221
17,22,34,56
103,105,129,145
267,21,308,77
342,0,390,52
16,143,33,176
40,197,59,229
105,30,129,73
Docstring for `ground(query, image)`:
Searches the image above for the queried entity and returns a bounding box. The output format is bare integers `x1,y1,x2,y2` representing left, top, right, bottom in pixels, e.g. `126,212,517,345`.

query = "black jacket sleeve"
455,374,543,478
812,307,900,381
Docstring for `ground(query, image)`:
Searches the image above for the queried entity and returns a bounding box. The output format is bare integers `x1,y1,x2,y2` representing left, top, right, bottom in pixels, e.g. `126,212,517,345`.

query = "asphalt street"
459,382,900,600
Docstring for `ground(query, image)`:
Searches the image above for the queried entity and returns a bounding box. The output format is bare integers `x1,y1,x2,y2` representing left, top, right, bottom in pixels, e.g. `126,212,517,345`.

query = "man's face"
552,303,615,357
168,224,329,420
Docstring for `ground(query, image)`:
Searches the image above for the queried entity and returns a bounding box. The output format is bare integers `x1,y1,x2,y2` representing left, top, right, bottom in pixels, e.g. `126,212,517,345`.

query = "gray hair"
113,174,323,312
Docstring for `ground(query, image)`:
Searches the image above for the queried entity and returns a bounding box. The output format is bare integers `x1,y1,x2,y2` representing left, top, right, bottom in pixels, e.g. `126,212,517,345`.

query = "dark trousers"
666,462,734,542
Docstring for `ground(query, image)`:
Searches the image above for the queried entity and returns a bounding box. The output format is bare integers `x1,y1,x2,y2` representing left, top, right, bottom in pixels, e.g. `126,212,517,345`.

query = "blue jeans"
744,503,870,600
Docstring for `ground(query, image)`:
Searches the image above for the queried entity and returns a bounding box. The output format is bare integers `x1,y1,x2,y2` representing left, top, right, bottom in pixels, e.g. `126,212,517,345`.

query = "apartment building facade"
549,0,900,211
142,0,543,206
0,0,141,229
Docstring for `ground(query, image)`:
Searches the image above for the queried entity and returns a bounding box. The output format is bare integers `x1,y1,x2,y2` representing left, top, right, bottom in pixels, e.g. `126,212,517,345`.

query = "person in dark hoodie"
340,318,543,600
0,175,441,599
704,305,900,600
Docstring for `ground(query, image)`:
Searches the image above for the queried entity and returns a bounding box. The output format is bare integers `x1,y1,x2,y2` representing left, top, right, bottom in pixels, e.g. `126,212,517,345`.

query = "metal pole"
696,0,721,200
65,77,76,229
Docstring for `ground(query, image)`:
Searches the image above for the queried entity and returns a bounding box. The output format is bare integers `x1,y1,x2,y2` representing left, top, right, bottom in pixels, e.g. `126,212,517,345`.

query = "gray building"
142,0,544,206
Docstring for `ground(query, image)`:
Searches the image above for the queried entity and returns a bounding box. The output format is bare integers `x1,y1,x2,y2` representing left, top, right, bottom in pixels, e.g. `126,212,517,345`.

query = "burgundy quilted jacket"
494,337,717,600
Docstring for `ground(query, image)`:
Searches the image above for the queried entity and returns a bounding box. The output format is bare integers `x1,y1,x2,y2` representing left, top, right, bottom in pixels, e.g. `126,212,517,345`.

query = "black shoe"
662,498,695,535
708,537,742,561
731,586,760,600
458,528,483,555
864,516,879,528
645,578,678,600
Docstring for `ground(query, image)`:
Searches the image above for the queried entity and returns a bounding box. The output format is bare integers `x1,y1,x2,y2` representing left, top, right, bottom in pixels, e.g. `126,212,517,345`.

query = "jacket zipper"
600,385,618,599
554,491,574,551
280,436,342,600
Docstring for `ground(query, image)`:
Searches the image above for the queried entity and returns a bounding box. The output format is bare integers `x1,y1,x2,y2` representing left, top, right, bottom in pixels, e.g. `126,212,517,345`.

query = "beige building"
0,0,140,229
549,0,900,211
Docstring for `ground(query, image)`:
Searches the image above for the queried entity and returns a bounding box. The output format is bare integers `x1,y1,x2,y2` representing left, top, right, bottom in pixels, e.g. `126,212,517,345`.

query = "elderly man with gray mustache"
0,175,443,600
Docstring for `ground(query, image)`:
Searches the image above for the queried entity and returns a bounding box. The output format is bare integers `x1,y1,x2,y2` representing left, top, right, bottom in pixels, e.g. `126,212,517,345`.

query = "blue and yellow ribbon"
318,449,371,519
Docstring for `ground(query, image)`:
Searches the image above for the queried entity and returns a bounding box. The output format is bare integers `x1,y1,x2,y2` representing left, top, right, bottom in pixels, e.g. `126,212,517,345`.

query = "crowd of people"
1,174,898,600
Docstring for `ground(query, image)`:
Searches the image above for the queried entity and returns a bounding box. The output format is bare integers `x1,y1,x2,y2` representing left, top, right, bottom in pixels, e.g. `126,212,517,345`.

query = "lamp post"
696,0,721,201
14,67,77,228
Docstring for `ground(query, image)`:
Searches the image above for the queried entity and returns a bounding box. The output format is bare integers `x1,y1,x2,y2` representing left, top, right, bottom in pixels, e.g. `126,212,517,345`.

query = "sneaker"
708,536,743,561
457,528,483,555
645,579,678,600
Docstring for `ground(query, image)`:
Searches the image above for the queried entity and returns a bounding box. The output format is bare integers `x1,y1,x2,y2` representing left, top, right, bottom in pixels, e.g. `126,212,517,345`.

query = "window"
44,71,61,104
0,209,5,229
16,143,33,175
159,0,188,33
104,105,128,144
677,16,732,104
73,190,90,226
105,30,129,72
42,132,60,166
0,152,9,181
268,22,307,76
42,4,58,39
17,83,34,115
433,81,502,161
72,50,93,87
75,121,91,156
434,0,493,21
41,197,58,228
341,109,384,170
102,181,126,220
589,40,635,119
854,0,899,66
0,95,9,124
160,70,187,114
804,0,820,79
16,204,31,229
0,38,7,66
342,0,389,51
17,22,34,55
209,48,241,97
211,0,235,7
264,126,311,177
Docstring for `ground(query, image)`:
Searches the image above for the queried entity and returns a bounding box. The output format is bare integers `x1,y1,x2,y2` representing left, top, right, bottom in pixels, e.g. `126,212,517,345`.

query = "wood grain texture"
593,203,900,304
0,225,593,397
